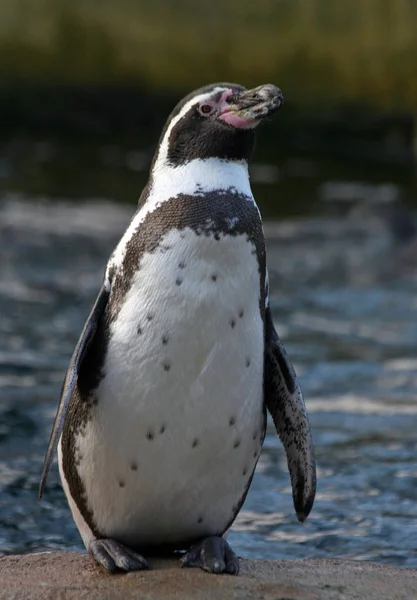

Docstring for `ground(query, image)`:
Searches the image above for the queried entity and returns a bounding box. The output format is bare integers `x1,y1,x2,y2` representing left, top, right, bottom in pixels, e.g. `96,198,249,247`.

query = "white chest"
68,228,265,547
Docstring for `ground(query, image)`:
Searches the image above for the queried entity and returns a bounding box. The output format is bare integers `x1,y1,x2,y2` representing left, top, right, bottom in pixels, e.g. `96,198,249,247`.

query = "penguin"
39,83,316,575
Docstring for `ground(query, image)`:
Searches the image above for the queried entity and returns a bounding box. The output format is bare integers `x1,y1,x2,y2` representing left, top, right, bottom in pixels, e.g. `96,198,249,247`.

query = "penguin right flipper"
38,283,110,498
264,304,316,522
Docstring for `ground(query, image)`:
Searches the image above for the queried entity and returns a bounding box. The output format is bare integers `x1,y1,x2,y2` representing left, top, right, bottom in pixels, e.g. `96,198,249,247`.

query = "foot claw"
89,539,148,573
181,536,239,575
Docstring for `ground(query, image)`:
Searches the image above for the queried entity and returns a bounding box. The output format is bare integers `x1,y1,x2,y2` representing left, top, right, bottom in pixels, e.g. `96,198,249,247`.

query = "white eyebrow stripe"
153,87,228,170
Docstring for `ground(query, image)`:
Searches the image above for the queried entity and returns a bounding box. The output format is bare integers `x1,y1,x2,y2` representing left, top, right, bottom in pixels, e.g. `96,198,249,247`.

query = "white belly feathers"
65,228,265,547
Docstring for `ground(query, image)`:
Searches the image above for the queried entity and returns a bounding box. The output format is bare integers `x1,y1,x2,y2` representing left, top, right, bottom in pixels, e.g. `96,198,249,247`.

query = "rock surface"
1,552,417,600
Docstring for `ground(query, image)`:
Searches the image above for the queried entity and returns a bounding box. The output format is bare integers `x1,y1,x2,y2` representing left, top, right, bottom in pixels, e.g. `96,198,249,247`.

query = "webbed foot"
89,538,149,573
180,536,239,575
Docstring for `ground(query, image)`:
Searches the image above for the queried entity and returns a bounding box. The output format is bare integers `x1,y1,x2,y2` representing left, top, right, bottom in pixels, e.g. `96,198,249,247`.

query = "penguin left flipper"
264,305,316,521
38,283,110,499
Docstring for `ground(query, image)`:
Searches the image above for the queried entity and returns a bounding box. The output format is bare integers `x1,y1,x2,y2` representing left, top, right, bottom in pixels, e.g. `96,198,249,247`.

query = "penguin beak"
219,84,284,129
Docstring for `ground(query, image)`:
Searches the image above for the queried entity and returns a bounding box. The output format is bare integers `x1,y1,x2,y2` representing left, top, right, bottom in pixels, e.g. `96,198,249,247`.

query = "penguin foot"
180,536,239,575
89,538,149,573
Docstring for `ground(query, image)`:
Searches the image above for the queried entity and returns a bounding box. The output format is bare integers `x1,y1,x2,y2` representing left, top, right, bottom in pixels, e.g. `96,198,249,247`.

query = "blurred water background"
1,0,417,568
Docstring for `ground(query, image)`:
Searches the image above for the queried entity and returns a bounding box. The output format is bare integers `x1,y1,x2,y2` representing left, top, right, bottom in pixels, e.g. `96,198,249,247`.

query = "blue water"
1,196,417,566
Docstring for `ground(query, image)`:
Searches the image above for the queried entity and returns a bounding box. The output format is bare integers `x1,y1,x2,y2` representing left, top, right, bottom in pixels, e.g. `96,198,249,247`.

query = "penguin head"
152,83,284,169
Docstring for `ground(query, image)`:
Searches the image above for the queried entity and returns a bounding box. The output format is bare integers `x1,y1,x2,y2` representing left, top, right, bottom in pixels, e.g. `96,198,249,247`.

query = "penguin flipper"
264,305,316,521
38,283,110,498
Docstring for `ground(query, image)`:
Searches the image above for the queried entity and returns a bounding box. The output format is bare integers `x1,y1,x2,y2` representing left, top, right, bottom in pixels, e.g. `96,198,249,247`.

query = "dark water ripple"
1,196,417,565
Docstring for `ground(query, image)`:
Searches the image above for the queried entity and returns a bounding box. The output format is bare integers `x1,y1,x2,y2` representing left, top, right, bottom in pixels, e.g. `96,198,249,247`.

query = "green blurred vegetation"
1,0,417,110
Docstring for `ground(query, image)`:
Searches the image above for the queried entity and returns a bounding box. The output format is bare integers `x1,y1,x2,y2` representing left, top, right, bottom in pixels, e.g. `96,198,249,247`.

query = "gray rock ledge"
1,552,416,600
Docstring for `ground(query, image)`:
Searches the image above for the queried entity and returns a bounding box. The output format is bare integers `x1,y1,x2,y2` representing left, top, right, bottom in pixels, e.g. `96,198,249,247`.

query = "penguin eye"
199,104,214,116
